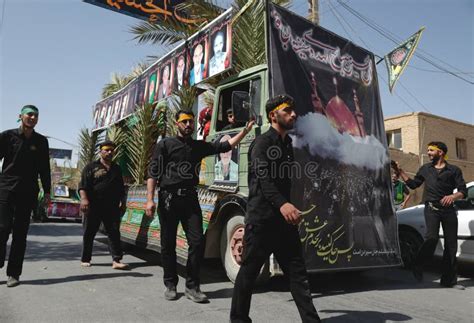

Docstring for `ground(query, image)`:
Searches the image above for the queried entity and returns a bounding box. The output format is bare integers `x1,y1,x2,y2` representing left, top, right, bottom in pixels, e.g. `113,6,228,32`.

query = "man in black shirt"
145,110,253,303
0,105,51,287
79,140,129,270
395,141,467,289
230,95,320,322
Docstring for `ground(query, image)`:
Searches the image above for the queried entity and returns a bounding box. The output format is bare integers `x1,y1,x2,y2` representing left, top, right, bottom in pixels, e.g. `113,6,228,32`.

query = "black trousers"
415,204,458,286
0,189,36,277
158,190,204,289
230,218,320,323
81,204,123,263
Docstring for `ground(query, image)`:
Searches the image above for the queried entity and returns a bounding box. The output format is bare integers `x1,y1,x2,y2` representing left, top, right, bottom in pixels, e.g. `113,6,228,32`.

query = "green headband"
18,105,39,122
21,105,39,115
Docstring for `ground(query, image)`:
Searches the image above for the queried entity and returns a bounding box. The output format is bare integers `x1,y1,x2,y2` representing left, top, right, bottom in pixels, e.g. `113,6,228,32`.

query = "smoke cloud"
292,113,389,170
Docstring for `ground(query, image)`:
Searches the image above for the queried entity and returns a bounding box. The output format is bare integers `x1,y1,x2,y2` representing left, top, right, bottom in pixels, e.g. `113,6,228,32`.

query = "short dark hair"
226,108,233,115
265,94,295,121
98,140,116,149
175,110,195,121
428,141,448,154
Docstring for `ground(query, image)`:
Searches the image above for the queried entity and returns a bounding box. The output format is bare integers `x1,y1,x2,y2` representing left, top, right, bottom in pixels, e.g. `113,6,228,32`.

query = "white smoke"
292,112,389,170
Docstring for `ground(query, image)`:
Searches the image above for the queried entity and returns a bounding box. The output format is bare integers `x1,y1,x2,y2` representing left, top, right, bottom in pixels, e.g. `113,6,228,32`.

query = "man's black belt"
426,201,454,211
161,187,196,197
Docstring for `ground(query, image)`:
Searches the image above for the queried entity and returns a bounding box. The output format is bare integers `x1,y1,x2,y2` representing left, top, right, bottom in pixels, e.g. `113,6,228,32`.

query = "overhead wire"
335,0,474,85
325,0,427,114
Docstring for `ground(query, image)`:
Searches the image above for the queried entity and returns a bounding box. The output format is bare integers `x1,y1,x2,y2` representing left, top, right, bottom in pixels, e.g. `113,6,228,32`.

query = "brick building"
384,112,473,207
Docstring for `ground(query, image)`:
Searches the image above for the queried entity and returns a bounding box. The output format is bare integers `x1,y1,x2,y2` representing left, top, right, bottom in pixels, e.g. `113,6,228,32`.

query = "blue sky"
1,0,473,164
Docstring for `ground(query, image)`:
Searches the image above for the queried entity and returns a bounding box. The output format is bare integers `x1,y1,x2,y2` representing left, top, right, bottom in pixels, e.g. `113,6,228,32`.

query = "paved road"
1,222,473,322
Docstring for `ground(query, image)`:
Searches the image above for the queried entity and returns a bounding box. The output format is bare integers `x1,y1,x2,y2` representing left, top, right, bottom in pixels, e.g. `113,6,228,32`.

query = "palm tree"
78,127,101,170
126,103,161,185
106,122,128,162
101,73,130,99
130,1,223,46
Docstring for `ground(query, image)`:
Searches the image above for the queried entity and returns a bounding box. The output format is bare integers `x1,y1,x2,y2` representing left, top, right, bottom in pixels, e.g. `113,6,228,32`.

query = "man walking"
79,140,129,270
0,105,51,287
230,95,320,322
145,110,253,303
395,141,467,289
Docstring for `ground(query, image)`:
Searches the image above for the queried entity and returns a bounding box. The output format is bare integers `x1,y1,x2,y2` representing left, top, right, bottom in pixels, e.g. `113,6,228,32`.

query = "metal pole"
308,0,319,25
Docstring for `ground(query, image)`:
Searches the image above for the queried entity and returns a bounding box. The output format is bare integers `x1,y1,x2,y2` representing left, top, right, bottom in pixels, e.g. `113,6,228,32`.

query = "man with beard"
145,110,254,303
0,105,51,288
230,95,321,322
79,140,129,270
395,141,467,290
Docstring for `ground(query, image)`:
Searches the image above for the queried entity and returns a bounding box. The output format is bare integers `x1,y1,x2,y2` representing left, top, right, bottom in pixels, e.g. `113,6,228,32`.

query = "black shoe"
164,286,178,300
412,266,423,282
185,287,209,303
7,276,20,288
440,283,465,290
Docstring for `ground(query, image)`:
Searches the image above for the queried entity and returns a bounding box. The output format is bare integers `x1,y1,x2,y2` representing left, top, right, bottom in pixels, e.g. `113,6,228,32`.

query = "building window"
456,138,467,160
386,129,402,149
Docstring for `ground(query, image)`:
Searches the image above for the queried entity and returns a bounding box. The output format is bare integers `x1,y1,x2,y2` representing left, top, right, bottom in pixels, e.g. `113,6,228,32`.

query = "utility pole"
308,0,319,25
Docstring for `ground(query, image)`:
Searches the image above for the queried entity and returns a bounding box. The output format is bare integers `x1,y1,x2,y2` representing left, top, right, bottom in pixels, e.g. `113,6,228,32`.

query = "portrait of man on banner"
189,40,208,86
158,64,173,100
93,106,100,129
209,24,232,77
175,54,187,90
214,133,239,183
146,71,158,104
119,92,129,120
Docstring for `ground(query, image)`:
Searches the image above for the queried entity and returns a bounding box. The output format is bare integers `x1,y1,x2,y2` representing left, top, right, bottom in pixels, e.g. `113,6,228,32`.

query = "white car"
397,181,474,268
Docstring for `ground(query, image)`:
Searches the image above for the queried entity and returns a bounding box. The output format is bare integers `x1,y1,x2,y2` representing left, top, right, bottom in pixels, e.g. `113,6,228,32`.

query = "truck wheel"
399,228,423,269
220,214,269,284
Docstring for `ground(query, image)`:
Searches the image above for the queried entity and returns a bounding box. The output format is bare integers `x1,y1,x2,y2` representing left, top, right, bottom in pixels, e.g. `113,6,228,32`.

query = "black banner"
92,8,233,131
267,4,401,270
83,0,198,24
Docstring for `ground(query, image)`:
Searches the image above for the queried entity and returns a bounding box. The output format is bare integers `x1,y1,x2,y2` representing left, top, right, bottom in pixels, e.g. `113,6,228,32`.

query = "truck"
94,3,401,282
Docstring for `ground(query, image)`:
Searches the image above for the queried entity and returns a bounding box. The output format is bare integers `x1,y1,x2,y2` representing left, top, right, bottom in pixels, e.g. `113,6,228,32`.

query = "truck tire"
399,228,423,269
220,214,269,284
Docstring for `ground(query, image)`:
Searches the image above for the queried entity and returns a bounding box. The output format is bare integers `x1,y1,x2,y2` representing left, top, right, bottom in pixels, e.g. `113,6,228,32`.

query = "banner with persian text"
92,8,232,131
83,0,200,24
267,3,401,271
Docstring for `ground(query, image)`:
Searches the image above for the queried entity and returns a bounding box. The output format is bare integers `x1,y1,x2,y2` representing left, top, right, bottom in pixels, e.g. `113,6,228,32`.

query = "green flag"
385,27,425,93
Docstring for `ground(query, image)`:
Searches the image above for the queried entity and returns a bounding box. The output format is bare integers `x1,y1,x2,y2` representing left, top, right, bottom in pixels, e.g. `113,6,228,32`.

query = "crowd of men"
0,97,467,321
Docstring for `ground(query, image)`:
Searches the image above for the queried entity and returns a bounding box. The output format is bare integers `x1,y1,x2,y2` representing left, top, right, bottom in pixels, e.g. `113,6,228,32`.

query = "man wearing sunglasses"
79,140,129,270
146,110,254,303
0,105,51,287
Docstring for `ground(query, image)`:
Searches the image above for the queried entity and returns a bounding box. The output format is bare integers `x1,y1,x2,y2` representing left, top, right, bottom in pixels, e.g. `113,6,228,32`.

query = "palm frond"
78,127,101,170
176,0,224,26
130,20,190,46
129,0,223,46
106,122,128,162
127,103,161,185
102,73,131,99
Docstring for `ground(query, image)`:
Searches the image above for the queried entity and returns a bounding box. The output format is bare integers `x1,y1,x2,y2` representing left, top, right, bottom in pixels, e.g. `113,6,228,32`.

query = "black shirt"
246,127,294,224
79,160,125,205
405,162,467,204
0,128,51,194
148,136,231,189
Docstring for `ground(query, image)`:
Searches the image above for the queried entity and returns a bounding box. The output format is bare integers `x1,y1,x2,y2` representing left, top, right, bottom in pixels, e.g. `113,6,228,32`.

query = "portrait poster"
91,8,233,131
173,47,189,91
208,11,233,77
157,60,174,101
189,33,209,86
267,3,401,271
213,132,239,184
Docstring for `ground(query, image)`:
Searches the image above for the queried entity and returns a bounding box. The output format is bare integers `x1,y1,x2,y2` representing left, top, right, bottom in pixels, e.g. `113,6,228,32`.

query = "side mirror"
231,91,251,123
